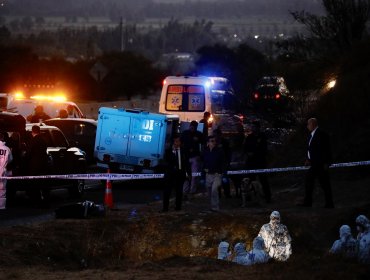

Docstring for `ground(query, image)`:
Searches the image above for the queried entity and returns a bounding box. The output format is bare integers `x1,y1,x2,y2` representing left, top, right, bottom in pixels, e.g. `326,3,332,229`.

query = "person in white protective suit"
247,236,270,265
329,225,358,259
217,241,231,260
0,132,12,209
258,210,292,261
232,242,251,265
355,215,370,264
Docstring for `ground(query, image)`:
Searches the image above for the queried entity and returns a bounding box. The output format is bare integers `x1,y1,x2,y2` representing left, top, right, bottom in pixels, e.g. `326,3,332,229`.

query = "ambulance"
94,107,179,173
158,75,242,134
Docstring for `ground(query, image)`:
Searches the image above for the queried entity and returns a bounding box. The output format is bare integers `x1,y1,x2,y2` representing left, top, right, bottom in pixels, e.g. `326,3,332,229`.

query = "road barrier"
104,169,114,209
1,160,369,181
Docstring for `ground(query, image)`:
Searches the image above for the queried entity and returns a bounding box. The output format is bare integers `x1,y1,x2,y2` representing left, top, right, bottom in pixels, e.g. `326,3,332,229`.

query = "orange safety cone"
104,169,114,209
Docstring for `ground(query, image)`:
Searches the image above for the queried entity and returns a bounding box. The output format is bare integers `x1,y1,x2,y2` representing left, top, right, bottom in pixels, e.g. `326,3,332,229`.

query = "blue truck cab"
94,107,179,173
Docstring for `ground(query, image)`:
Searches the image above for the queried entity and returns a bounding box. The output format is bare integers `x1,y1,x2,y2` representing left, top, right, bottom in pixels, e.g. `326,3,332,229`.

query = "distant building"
156,52,195,75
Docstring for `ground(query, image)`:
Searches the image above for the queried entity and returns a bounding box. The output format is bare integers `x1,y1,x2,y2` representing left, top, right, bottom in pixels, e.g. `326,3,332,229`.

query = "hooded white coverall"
218,241,231,260
330,225,358,258
356,215,370,264
0,140,12,209
232,242,251,265
258,210,292,261
247,236,270,265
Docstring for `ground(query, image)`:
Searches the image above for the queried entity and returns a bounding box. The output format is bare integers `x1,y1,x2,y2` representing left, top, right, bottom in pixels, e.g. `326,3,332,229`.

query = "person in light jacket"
329,225,358,259
232,242,251,265
355,215,370,264
217,241,231,260
247,236,270,264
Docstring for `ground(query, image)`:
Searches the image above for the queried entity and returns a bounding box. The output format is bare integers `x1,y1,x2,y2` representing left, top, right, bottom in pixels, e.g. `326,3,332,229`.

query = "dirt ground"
1,169,370,279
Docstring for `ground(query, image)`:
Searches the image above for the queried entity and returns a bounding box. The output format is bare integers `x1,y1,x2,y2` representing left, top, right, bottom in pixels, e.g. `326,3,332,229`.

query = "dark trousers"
163,172,185,211
249,173,271,202
246,160,271,202
304,165,334,207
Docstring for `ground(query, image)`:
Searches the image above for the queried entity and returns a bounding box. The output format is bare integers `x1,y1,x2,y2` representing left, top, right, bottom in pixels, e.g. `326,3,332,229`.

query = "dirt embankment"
0,171,370,279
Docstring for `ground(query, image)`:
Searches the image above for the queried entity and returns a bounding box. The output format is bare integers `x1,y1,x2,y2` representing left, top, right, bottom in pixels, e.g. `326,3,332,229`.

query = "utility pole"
119,16,124,52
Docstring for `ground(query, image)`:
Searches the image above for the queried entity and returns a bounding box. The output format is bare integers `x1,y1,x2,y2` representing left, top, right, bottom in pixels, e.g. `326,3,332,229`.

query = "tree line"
0,0,368,111
1,0,322,20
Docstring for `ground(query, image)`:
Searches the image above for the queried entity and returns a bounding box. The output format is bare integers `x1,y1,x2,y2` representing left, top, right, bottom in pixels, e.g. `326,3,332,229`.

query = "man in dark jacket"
202,135,226,211
28,125,48,175
26,125,49,204
214,128,232,198
27,105,51,123
181,121,204,194
243,121,271,203
162,135,192,212
302,118,334,208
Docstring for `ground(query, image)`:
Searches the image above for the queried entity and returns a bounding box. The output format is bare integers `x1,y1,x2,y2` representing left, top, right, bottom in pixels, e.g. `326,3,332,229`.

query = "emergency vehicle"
158,75,242,134
4,93,84,121
94,107,179,173
1,81,84,121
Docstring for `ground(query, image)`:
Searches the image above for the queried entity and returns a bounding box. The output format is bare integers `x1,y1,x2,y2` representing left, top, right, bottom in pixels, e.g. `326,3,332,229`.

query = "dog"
240,177,263,207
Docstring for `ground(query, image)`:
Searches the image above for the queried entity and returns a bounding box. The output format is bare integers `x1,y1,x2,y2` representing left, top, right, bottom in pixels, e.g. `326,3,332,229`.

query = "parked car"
251,76,293,111
0,112,87,201
44,118,97,163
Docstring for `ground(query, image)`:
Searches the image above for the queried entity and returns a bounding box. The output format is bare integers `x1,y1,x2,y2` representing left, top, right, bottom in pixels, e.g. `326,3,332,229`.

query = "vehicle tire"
26,188,50,207
69,179,85,198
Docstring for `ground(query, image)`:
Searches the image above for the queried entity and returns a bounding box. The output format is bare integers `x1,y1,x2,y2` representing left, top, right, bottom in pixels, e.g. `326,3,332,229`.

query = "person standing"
58,109,68,118
26,125,49,204
27,105,51,123
0,132,12,209
67,105,77,118
199,111,211,139
214,128,232,198
181,121,204,194
243,121,271,203
162,135,191,212
302,118,334,208
27,125,48,175
202,135,225,211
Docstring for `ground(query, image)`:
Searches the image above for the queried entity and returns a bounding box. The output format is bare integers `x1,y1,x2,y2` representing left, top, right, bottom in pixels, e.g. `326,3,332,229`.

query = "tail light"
253,92,259,99
275,93,281,99
103,154,111,163
143,159,151,168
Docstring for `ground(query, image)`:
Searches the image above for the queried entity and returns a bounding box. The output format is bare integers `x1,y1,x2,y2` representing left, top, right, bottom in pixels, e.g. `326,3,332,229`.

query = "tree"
20,16,33,31
195,43,268,103
99,51,162,100
35,17,45,27
291,0,370,53
0,25,11,44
